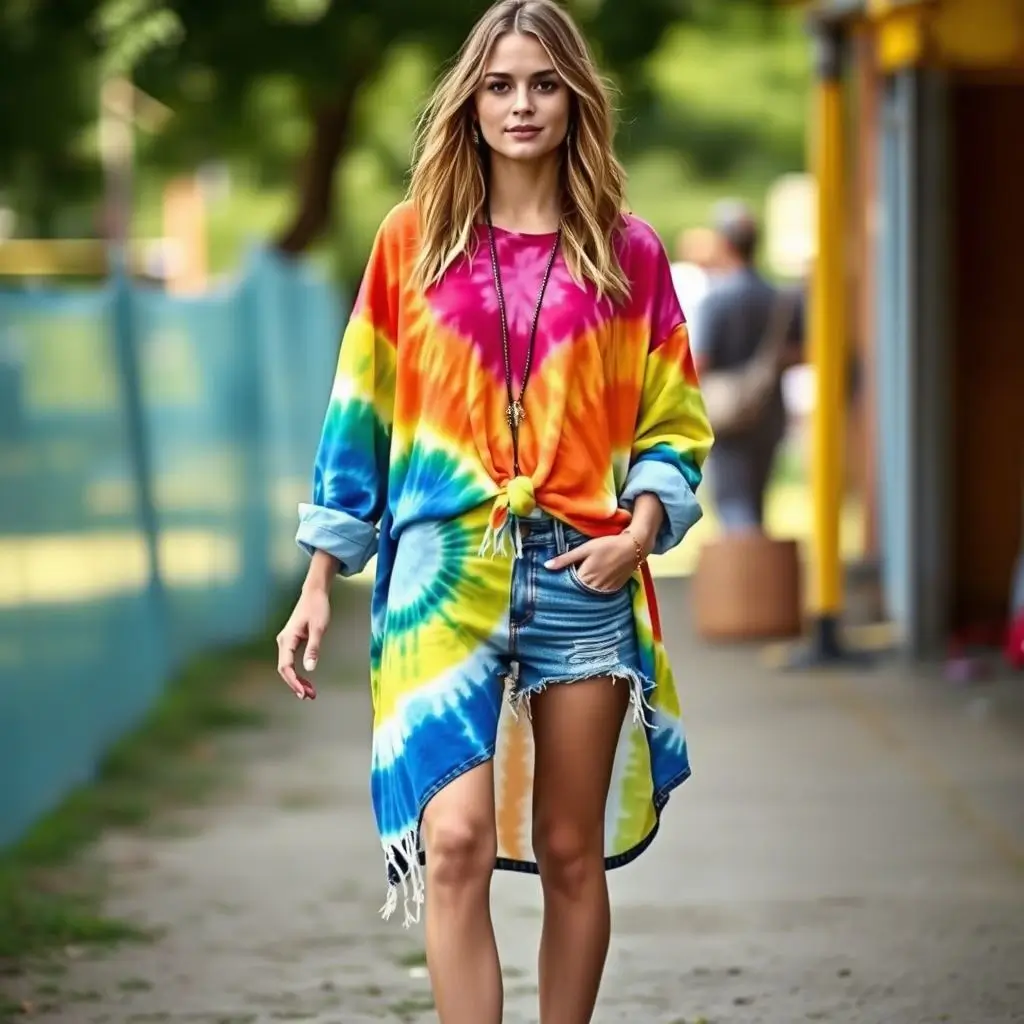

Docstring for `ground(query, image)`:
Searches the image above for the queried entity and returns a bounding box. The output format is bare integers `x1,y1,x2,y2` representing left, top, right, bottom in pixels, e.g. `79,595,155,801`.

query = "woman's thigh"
512,520,641,839
529,676,630,850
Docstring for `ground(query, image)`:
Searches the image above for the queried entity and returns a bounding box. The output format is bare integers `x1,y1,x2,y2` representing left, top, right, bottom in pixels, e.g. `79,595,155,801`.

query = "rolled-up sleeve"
295,216,398,576
620,322,713,555
296,504,381,578
619,240,714,555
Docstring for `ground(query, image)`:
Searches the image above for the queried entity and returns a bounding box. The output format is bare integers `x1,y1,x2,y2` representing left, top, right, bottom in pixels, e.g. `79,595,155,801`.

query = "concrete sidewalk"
7,577,1024,1023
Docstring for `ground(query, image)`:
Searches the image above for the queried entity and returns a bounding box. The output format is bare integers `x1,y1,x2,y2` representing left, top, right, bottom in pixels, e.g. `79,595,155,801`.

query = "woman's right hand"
276,583,331,700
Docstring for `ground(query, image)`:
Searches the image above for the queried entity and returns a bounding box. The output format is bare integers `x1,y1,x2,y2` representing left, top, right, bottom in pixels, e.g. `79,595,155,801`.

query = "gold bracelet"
622,527,646,570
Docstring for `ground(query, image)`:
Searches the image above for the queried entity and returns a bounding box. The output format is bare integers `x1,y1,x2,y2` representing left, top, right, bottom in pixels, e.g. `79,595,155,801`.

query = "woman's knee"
424,813,496,889
534,818,603,896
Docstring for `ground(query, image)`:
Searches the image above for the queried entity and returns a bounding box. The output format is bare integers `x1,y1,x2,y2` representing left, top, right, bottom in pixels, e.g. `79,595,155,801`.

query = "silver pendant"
506,400,526,428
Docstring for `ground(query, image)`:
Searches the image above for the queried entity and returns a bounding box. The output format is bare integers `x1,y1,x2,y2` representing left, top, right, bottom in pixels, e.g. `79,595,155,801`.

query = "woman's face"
474,32,571,164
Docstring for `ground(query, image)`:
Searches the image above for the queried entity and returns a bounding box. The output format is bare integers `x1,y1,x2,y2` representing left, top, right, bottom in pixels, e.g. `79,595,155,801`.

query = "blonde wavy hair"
408,0,630,304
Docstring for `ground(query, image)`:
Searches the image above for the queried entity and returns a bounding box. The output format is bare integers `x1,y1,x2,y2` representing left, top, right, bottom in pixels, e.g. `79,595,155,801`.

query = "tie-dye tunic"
296,201,713,925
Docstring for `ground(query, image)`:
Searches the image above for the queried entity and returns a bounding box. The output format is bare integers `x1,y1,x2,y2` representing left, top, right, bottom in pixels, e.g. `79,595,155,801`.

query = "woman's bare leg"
421,760,502,1024
530,677,630,1024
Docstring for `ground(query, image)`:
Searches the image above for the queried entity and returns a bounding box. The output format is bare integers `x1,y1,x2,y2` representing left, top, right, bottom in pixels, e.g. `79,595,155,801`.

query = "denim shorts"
507,515,643,702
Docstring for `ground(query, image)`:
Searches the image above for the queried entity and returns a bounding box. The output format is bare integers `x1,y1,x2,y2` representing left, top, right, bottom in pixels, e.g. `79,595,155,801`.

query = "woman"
276,1,713,1020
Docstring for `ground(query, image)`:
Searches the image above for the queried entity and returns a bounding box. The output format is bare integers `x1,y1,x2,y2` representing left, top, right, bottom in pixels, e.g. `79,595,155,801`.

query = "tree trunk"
273,93,356,255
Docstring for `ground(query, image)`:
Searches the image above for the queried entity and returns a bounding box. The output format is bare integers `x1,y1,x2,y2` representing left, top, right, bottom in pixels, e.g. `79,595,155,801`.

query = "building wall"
951,78,1024,628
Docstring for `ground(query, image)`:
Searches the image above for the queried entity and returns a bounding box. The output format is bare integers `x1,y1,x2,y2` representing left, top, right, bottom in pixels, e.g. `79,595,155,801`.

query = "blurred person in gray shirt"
690,200,804,533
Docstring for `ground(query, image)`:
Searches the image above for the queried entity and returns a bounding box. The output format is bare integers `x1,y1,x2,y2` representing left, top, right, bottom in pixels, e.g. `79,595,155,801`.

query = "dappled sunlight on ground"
0,530,241,608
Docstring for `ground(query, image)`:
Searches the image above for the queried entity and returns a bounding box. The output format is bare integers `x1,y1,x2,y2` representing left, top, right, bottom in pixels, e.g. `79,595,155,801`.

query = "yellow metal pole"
788,17,856,666
810,69,846,622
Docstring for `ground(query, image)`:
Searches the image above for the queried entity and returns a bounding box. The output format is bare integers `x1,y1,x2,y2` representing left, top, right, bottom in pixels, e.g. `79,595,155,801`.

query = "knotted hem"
478,475,537,560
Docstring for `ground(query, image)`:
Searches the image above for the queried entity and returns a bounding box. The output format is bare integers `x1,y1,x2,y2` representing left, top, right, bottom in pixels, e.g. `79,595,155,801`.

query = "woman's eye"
485,79,558,94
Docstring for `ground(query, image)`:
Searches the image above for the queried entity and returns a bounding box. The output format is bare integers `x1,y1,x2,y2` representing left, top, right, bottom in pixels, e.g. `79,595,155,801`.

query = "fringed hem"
478,513,524,560
626,668,658,730
376,758,692,928
380,831,425,928
506,665,658,730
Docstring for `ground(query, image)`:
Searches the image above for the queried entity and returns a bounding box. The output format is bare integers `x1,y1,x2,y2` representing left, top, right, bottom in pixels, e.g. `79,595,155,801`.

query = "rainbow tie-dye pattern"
296,201,713,924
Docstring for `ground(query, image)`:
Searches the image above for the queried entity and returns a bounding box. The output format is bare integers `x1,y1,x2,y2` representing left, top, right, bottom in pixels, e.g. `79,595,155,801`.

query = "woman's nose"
513,85,534,115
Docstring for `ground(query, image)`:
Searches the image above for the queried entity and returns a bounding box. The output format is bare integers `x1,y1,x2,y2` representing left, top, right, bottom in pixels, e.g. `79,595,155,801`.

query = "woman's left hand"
544,532,643,593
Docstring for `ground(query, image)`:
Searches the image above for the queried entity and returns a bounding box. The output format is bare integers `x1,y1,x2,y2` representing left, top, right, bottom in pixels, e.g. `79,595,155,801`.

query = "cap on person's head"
712,199,759,263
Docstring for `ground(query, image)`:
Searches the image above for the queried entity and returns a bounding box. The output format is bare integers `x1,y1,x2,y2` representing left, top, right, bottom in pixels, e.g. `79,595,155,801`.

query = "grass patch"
0,997,25,1019
0,595,295,965
118,977,153,993
395,949,427,968
388,997,436,1021
0,881,147,962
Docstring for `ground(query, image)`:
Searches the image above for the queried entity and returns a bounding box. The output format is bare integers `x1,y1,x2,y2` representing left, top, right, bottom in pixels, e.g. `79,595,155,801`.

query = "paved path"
6,578,1024,1023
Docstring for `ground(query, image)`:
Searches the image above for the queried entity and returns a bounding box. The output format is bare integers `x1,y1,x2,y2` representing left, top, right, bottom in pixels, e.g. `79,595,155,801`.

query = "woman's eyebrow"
483,68,558,81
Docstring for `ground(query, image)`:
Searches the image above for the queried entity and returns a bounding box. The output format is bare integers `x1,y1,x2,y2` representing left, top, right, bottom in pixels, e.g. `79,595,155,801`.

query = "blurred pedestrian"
691,199,803,533
274,1,713,1022
669,225,721,350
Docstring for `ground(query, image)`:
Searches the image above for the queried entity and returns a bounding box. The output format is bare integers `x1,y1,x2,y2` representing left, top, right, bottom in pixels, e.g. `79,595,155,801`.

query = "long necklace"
485,205,562,476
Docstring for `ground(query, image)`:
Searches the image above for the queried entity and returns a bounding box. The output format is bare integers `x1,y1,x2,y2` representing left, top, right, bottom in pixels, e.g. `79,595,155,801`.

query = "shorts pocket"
560,525,629,599
566,564,626,599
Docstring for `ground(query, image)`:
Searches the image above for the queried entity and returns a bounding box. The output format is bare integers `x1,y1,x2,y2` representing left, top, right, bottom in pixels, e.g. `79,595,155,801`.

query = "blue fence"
0,248,343,848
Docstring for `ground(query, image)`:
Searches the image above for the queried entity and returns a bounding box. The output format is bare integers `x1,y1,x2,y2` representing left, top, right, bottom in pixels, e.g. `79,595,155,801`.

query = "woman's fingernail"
304,656,316,670
296,691,304,700
544,559,554,569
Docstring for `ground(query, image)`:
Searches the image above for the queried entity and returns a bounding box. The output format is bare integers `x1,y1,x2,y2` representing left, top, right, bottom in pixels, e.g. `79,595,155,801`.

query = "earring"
472,122,481,145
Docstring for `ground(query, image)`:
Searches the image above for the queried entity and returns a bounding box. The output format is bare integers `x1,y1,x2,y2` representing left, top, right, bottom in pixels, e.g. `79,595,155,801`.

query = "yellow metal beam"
809,67,848,622
865,0,930,16
875,6,928,69
869,0,1024,72
931,0,1024,67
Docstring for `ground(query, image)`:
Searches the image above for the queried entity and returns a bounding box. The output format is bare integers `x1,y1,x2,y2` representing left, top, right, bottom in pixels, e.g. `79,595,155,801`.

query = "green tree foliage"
122,0,728,252
0,0,105,235
0,0,791,255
